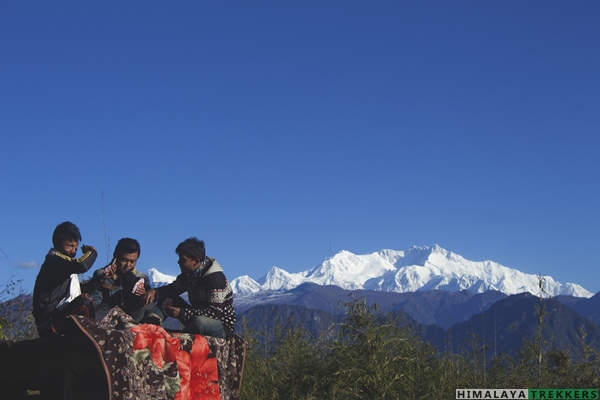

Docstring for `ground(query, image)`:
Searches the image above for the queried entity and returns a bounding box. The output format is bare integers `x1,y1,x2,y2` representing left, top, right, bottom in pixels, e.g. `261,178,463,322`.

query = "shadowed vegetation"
238,297,600,400
2,279,599,399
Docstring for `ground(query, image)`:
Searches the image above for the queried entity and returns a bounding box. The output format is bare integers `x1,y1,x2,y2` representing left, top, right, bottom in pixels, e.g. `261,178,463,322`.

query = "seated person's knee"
184,315,226,338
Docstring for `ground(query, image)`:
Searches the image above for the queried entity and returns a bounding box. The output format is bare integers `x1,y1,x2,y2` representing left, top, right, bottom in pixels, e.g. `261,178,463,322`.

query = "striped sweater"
155,257,236,333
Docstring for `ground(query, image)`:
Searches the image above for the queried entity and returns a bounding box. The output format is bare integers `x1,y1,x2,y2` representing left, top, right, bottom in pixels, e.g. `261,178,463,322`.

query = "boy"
89,237,162,325
32,221,98,338
144,237,236,338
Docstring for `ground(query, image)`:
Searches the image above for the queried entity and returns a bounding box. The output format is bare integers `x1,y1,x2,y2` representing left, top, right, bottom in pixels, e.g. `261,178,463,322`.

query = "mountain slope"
441,293,600,357
562,291,600,326
235,292,600,359
233,282,507,329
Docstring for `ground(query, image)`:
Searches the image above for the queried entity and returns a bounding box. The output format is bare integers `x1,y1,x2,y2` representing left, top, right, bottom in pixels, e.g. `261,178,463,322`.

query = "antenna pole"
101,190,110,263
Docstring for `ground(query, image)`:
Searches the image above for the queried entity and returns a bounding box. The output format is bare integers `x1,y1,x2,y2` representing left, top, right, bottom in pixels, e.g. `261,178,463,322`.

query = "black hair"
175,237,205,261
113,238,141,258
52,221,82,248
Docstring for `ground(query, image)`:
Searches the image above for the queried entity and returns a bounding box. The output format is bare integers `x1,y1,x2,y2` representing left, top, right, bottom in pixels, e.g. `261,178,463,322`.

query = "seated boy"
89,237,162,325
32,221,98,338
144,237,236,338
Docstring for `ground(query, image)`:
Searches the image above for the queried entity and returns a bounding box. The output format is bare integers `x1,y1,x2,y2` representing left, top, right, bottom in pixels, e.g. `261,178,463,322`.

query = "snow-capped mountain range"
148,244,594,299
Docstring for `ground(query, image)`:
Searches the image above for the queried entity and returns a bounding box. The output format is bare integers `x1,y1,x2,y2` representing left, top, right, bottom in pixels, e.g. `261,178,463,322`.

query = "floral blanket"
69,307,245,400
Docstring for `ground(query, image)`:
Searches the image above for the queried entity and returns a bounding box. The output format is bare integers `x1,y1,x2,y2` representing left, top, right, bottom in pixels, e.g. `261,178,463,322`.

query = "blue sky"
1,1,599,295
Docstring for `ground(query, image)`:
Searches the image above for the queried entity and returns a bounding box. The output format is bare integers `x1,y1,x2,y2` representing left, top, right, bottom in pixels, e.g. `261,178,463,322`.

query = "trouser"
128,302,164,325
95,301,164,325
186,315,226,338
165,295,227,338
36,293,95,338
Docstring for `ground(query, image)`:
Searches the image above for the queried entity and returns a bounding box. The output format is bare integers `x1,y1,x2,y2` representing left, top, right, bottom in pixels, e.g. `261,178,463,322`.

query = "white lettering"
456,389,528,400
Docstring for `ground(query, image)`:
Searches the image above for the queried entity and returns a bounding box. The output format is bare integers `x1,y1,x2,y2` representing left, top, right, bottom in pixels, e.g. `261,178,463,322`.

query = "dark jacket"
32,248,97,327
90,269,150,315
155,257,236,333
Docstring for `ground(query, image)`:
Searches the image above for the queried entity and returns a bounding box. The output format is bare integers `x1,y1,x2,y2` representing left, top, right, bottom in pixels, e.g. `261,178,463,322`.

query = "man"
90,238,162,325
144,237,236,338
33,221,98,338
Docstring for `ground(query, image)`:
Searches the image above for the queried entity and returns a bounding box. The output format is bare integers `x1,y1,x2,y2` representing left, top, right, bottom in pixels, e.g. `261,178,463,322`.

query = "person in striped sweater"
144,237,236,338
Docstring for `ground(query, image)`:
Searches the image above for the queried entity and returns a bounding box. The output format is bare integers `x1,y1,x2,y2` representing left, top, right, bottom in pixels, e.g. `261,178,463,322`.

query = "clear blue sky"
1,1,599,295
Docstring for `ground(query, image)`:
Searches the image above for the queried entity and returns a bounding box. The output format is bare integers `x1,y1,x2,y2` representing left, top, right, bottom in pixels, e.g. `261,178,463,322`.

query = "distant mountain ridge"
439,292,600,357
225,245,593,299
231,282,508,330
235,293,600,358
5,243,600,357
146,244,594,336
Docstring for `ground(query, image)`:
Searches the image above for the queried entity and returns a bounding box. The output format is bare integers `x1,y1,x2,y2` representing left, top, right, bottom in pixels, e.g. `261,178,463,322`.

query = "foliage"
2,273,600,398
0,276,37,341
238,296,600,400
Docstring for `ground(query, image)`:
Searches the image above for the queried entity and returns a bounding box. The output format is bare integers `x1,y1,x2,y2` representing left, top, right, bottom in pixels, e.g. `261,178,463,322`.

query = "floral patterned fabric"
68,307,245,400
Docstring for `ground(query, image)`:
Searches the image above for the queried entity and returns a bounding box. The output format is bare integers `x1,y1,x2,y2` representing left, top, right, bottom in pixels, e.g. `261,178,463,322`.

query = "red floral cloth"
131,325,178,368
69,307,245,400
132,324,220,400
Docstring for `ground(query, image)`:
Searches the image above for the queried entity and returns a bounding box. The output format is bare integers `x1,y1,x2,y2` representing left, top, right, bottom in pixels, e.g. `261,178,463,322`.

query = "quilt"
68,307,245,400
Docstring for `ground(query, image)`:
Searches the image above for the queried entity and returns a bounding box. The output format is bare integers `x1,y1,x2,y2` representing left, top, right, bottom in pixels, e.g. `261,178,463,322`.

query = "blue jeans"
185,315,226,338
166,295,227,338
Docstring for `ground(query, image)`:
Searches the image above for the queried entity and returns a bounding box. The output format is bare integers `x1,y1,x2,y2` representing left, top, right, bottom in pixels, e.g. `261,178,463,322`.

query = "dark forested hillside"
236,291,600,359
441,293,600,358
235,282,507,328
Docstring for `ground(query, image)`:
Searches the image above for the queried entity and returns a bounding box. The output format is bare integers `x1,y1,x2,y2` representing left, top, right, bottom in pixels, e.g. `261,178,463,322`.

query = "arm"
144,273,186,305
80,270,103,294
80,260,116,294
178,273,233,324
52,246,98,275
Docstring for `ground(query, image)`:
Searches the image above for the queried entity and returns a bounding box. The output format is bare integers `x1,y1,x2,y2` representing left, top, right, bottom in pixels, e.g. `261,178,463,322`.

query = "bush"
238,297,600,400
0,277,37,341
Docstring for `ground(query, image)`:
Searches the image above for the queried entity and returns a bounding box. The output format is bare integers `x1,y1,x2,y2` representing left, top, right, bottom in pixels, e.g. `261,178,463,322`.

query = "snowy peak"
260,267,304,291
393,245,436,267
146,246,594,299
230,245,594,298
377,249,405,265
393,244,464,268
147,267,176,288
230,275,262,295
302,250,396,289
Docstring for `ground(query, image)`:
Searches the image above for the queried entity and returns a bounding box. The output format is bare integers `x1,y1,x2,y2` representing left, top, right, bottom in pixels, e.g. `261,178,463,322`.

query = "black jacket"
32,248,97,326
90,269,150,314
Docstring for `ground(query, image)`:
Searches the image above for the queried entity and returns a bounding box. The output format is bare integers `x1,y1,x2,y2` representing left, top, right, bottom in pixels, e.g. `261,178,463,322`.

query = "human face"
116,252,139,275
58,239,78,258
178,255,201,274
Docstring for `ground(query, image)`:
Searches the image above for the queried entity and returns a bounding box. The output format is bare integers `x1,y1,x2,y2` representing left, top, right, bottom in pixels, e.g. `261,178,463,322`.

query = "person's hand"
144,289,157,305
164,305,180,319
101,260,117,279
81,244,97,254
93,260,115,281
134,284,146,297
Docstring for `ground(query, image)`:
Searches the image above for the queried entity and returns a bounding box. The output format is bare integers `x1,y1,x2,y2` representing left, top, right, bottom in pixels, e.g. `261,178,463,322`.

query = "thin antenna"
0,248,15,268
101,189,111,263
